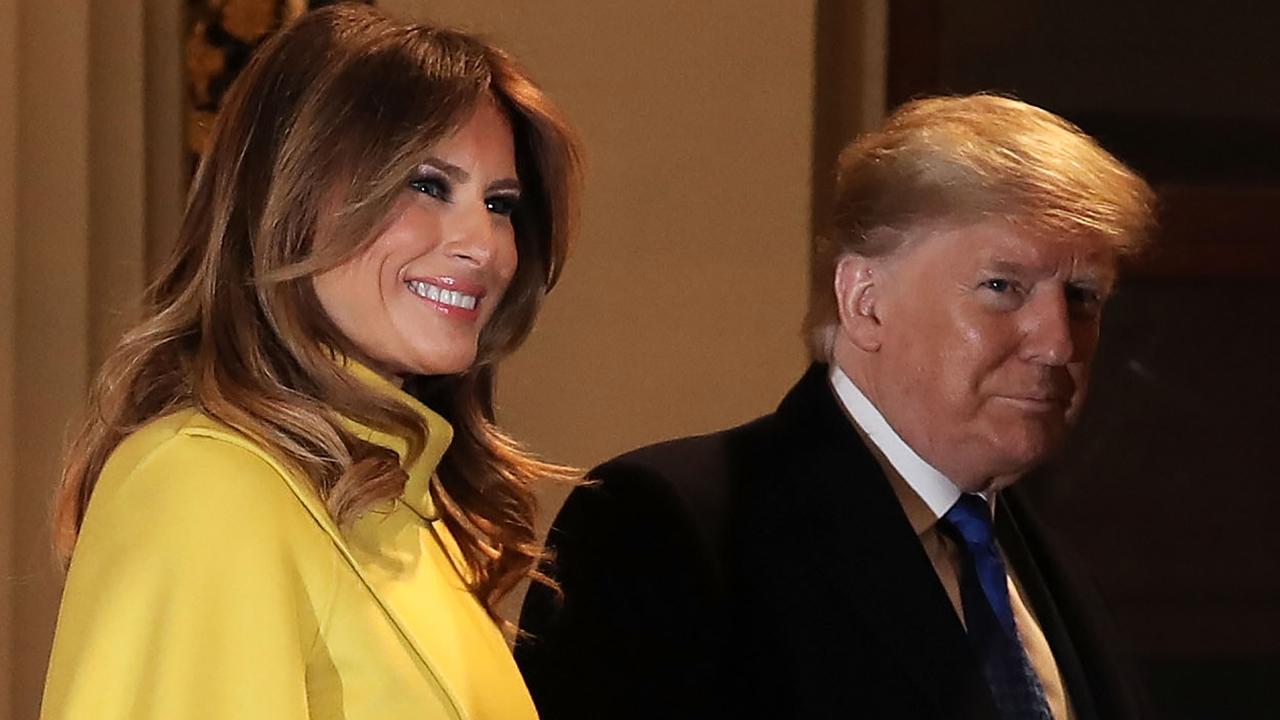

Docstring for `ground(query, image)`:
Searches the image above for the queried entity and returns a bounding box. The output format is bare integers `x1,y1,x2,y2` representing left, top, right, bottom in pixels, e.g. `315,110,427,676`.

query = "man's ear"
834,254,883,352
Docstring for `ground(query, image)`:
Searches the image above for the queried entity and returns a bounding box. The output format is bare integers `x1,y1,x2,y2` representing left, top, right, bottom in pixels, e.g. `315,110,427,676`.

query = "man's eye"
408,176,450,201
1066,284,1104,317
486,194,519,217
1066,284,1100,306
981,278,1014,293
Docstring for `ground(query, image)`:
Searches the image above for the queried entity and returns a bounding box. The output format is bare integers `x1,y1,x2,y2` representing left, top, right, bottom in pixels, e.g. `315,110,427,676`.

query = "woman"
41,5,579,718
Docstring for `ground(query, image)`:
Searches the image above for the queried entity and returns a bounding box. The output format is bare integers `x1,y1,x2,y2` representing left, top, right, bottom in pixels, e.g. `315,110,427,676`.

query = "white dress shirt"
828,364,963,516
827,364,1074,719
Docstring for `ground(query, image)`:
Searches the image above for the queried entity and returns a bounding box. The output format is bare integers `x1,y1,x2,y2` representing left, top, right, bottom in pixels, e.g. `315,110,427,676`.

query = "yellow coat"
41,367,539,720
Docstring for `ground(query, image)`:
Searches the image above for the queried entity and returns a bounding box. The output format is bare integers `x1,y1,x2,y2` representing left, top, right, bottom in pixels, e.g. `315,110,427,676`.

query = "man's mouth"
997,393,1070,412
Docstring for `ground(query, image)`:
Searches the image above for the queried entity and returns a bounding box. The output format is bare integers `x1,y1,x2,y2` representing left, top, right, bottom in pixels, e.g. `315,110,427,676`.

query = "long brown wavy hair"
53,3,582,620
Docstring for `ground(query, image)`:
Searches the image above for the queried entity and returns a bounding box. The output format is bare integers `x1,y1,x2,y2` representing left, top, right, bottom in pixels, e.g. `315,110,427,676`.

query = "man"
515,95,1155,719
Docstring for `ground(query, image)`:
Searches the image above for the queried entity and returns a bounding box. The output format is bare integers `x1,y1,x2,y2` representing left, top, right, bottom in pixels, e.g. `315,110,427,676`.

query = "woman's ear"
833,254,883,352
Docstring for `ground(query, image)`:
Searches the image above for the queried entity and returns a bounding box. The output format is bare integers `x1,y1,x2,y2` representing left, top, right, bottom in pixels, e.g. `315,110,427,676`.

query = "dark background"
838,2,1280,717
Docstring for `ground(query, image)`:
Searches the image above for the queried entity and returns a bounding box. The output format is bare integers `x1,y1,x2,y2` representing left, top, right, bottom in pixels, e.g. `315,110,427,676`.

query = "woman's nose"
445,203,496,266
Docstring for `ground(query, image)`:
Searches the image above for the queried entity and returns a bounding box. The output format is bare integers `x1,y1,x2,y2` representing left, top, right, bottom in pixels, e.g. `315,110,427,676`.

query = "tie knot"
942,493,994,548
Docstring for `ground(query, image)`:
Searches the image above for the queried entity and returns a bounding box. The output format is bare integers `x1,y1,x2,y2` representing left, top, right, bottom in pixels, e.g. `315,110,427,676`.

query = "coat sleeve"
514,462,728,720
40,432,337,720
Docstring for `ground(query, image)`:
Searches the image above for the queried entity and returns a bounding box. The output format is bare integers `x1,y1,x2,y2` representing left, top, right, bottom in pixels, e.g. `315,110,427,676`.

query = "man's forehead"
930,220,1117,278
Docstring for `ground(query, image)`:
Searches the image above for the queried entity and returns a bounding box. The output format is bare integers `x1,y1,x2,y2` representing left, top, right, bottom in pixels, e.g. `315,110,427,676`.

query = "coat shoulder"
563,415,778,564
590,415,775,498
82,409,332,560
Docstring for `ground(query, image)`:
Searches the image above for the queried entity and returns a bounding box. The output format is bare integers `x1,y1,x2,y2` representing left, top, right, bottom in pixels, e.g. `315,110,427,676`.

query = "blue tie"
942,494,1052,719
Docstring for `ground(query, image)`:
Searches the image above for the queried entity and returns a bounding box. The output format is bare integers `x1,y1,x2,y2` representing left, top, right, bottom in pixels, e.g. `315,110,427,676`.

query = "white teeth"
406,280,478,310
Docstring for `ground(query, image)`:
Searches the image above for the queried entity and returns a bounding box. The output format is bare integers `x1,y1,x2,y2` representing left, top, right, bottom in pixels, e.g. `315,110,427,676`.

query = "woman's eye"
408,176,450,201
486,194,519,217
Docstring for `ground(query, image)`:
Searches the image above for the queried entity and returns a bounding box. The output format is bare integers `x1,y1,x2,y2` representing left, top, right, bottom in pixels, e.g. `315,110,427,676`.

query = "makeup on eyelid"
409,167,521,216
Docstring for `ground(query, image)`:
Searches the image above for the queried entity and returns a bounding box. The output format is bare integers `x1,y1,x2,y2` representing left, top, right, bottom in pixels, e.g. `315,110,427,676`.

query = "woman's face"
314,100,521,381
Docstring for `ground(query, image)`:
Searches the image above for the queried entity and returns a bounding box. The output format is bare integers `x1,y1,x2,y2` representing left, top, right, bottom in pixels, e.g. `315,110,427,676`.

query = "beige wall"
142,1,185,277
11,3,92,717
1,1,178,717
1,0,18,713
87,2,148,368
382,0,816,473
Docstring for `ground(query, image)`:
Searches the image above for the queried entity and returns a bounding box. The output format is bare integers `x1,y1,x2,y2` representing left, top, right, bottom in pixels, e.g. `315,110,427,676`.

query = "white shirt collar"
829,364,962,518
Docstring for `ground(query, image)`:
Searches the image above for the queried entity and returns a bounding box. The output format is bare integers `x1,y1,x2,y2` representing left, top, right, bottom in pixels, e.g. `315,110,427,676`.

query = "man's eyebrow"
1069,274,1115,296
983,258,1113,288
982,259,1036,276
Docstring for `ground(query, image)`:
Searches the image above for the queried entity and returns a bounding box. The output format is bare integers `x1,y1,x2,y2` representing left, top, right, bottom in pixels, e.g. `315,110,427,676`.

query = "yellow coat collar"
171,365,491,718
338,359,453,522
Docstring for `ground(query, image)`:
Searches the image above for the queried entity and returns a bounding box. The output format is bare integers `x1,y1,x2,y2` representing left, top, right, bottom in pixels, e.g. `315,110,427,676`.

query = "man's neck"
828,363,963,519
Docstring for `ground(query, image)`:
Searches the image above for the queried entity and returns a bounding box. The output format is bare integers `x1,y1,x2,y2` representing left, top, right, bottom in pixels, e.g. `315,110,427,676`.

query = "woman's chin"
403,349,478,378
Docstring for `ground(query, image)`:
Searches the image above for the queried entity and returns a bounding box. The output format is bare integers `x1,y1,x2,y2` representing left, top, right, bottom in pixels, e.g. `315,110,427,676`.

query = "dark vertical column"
885,0,942,107
811,0,889,309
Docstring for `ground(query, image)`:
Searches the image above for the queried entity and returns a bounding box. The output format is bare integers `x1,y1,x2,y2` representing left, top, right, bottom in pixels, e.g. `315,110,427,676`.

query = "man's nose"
1020,288,1076,366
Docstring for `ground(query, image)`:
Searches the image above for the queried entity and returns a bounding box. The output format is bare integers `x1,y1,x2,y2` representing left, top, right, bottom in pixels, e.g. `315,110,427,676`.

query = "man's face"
847,220,1117,492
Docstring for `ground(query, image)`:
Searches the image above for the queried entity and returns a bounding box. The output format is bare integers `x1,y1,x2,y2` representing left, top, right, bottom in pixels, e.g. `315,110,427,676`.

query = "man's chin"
956,426,1067,492
953,461,1041,495
991,435,1065,482
969,473,1023,495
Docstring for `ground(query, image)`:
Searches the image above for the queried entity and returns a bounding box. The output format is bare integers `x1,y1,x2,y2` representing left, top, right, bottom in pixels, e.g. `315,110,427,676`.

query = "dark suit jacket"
516,364,1145,719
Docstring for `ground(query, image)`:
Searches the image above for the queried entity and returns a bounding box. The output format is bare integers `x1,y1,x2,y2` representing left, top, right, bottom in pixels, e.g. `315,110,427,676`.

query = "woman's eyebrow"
421,157,520,192
421,157,469,182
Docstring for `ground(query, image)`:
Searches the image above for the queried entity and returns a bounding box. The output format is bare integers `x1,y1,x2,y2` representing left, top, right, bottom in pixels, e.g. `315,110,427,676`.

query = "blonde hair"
805,93,1155,359
54,4,582,620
